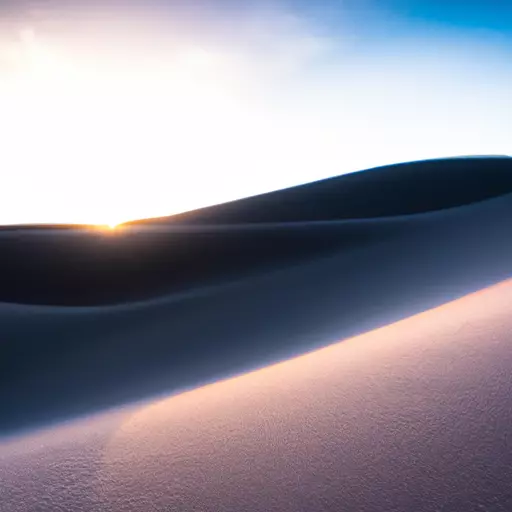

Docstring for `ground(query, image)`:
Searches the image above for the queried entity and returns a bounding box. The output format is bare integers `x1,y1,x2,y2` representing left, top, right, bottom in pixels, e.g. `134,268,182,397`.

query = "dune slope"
133,155,512,224
2,279,512,511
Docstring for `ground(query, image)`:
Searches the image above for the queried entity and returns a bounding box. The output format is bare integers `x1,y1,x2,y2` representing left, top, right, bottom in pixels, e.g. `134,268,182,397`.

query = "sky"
0,0,511,226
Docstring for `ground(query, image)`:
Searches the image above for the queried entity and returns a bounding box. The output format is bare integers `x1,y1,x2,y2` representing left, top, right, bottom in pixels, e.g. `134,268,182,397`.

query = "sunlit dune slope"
2,279,512,512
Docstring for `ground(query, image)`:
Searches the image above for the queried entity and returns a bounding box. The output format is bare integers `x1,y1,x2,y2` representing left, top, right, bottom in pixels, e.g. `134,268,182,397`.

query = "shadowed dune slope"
0,220,395,306
132,155,512,224
2,279,512,512
1,157,512,434
1,156,512,307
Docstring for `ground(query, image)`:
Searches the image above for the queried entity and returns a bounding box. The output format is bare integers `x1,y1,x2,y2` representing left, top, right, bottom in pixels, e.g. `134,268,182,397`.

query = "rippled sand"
2,279,512,511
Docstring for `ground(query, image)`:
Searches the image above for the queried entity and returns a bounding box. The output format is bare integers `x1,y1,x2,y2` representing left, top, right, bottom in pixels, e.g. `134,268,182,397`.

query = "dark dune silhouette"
2,279,512,512
132,155,512,224
1,156,512,307
1,156,512,437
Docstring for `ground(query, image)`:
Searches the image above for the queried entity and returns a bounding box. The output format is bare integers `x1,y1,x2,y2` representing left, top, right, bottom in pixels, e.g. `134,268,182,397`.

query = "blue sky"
383,0,512,30
0,0,511,225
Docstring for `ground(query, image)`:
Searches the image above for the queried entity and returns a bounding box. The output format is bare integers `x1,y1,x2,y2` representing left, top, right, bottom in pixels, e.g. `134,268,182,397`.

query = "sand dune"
2,157,512,510
132,155,512,224
1,157,512,436
2,278,512,511
1,156,512,308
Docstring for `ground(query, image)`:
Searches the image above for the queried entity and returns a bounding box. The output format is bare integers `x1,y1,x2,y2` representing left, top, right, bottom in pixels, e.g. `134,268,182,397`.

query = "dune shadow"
1,156,511,307
133,155,512,225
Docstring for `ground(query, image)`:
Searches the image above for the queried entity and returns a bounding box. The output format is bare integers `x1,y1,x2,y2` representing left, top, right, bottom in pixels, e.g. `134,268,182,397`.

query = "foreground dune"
2,278,512,511
1,157,512,435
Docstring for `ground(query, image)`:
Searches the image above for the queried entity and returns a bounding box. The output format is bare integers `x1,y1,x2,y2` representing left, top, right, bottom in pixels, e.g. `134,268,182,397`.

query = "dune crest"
133,155,512,225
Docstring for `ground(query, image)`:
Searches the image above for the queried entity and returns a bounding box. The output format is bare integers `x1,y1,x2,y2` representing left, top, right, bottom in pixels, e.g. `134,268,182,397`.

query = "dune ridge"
130,155,512,225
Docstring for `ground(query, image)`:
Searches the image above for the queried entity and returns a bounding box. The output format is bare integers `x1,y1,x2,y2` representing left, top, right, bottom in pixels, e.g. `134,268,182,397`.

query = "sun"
0,28,254,227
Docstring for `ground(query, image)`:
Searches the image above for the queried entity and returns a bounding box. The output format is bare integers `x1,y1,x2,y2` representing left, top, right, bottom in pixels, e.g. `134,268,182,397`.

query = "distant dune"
2,278,512,511
1,155,512,439
130,155,512,224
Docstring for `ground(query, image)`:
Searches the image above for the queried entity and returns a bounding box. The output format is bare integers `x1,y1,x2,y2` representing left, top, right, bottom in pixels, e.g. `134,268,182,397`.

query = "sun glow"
0,30,264,225
1,27,340,226
0,10,510,226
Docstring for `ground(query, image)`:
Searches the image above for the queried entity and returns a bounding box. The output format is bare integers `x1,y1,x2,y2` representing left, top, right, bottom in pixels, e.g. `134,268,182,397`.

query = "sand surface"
1,157,512,510
2,157,512,434
2,279,512,511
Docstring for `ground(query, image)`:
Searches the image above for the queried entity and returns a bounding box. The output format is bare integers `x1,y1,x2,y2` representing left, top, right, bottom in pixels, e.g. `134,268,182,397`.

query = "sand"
1,156,512,510
2,278,512,511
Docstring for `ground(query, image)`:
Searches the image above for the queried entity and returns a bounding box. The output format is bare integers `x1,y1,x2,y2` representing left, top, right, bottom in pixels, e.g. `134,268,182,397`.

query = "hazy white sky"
0,1,511,225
